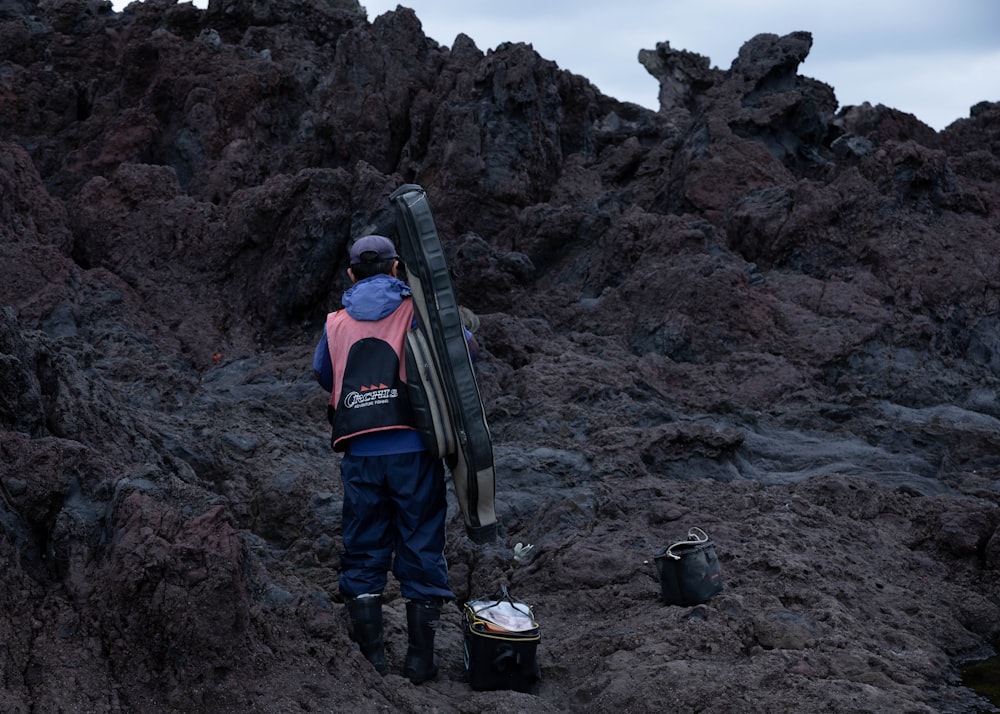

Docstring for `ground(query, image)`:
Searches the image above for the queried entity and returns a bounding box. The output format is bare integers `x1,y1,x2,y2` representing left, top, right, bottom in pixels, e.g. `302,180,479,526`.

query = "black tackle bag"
462,584,541,693
653,527,724,606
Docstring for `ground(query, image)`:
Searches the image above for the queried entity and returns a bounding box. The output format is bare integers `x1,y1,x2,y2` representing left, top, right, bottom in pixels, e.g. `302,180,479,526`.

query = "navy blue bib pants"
338,449,454,602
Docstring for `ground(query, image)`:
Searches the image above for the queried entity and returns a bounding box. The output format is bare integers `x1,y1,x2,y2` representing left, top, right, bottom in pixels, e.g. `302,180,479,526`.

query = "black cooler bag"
462,585,541,693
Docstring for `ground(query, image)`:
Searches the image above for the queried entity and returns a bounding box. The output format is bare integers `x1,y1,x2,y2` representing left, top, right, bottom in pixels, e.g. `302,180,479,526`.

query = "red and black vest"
324,298,416,451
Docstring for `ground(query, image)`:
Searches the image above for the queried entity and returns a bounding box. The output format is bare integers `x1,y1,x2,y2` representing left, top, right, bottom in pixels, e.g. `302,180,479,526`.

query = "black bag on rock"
462,584,541,693
653,527,724,606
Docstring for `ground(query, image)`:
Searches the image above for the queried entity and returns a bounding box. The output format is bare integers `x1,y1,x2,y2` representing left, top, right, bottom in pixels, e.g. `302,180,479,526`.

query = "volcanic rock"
1,0,999,712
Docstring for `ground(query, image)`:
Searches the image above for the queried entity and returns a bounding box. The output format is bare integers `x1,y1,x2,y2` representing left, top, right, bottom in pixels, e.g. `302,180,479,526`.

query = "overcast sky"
358,0,1000,131
111,0,999,131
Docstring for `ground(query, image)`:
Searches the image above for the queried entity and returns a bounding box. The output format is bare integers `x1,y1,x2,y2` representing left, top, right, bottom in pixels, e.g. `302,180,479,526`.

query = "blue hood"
342,274,412,321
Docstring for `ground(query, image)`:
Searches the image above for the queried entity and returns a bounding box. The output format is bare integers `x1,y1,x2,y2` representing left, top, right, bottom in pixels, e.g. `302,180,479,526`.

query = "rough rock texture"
2,0,1000,712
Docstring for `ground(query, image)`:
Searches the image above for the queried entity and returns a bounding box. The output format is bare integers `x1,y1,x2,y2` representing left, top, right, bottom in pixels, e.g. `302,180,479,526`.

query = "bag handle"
482,583,532,618
665,527,710,560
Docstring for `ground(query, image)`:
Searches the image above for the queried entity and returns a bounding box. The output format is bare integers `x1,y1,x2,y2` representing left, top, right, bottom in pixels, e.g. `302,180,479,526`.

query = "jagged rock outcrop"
2,0,999,711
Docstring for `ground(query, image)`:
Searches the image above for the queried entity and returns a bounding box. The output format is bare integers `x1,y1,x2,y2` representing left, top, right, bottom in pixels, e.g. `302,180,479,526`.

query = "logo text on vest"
344,387,399,408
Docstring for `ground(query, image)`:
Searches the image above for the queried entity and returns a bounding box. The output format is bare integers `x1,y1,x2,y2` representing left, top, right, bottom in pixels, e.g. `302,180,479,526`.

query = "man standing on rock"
312,234,454,684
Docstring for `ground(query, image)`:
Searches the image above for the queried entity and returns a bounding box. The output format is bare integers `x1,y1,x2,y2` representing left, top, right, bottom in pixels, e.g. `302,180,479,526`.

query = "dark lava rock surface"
2,0,1000,711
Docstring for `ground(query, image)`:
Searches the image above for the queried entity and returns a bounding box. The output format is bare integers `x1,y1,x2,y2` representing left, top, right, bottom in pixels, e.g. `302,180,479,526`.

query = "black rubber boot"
346,594,388,675
404,600,442,684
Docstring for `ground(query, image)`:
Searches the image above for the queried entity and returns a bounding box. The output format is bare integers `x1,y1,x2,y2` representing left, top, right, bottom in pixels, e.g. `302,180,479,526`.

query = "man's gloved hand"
459,305,480,333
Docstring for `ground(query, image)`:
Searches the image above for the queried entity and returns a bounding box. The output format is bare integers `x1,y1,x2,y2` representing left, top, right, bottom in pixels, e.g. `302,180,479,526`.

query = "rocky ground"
2,0,1000,711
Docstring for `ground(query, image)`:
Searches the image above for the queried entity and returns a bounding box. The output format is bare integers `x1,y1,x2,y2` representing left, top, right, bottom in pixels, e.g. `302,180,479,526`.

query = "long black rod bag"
389,184,498,544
